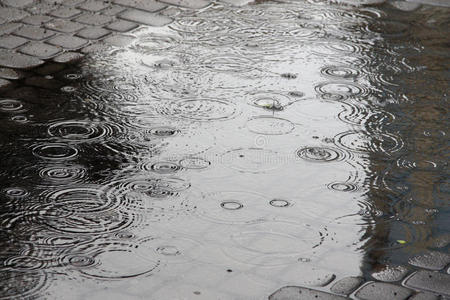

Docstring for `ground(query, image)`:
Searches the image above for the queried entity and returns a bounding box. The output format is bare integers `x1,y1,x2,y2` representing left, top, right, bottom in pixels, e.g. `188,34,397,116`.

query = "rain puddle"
0,0,449,299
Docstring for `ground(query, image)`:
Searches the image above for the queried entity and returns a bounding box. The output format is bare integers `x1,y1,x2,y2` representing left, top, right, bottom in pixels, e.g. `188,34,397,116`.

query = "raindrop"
179,157,211,169
0,99,24,112
32,143,78,161
296,146,348,162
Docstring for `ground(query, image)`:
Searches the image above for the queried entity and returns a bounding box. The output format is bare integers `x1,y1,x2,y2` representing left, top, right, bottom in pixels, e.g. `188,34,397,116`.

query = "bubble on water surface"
64,73,82,80
246,116,295,135
296,146,349,162
197,191,270,224
32,143,78,161
269,199,291,207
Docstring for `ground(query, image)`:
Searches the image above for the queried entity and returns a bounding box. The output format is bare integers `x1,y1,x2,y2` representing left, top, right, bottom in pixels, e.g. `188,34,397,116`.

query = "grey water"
0,0,449,299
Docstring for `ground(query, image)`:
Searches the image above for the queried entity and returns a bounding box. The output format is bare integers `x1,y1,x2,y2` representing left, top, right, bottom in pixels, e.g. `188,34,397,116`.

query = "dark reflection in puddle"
0,0,449,298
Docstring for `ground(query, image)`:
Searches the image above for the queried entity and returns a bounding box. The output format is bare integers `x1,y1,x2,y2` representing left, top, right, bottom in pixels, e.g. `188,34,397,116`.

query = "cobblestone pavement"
1,0,449,299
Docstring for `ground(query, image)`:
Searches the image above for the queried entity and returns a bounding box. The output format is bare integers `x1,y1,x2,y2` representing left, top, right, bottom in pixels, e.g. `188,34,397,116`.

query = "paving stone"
0,35,28,49
0,78,12,90
47,35,88,50
61,0,87,6
0,0,34,8
21,15,53,26
409,251,450,271
25,2,55,15
75,13,113,26
49,7,83,19
158,0,210,9
409,292,440,300
0,49,44,69
45,19,85,33
119,9,172,26
220,0,255,5
269,286,348,300
81,42,109,53
371,265,409,282
0,7,29,22
25,76,63,89
78,0,110,11
112,0,166,12
101,5,127,16
302,273,336,287
0,23,22,35
404,271,450,296
53,52,84,64
354,282,413,300
14,25,56,40
105,20,139,32
429,234,450,248
76,27,111,39
103,34,135,47
330,277,364,295
0,68,27,80
19,42,62,59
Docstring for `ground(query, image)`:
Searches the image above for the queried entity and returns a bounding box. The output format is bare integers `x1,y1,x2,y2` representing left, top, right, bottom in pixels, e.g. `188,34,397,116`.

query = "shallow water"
0,0,449,299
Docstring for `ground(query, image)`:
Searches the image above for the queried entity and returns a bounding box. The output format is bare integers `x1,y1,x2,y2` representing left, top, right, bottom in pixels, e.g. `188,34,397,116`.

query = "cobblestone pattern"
0,0,216,88
269,249,450,299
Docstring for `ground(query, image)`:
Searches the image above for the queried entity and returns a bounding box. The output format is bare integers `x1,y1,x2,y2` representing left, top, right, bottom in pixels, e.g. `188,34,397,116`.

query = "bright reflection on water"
0,0,449,299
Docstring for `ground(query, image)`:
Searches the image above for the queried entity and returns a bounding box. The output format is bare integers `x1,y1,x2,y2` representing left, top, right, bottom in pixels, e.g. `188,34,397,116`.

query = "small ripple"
144,162,183,174
315,81,372,100
223,221,325,266
32,143,78,161
48,120,120,142
246,116,295,135
201,55,256,73
249,92,293,110
138,235,201,264
312,41,365,57
64,73,83,80
221,148,284,173
0,99,25,113
179,157,211,169
327,182,359,192
296,146,349,162
334,131,404,155
156,98,239,121
2,187,30,199
132,34,178,52
170,17,224,35
38,165,87,185
320,65,361,79
4,256,47,271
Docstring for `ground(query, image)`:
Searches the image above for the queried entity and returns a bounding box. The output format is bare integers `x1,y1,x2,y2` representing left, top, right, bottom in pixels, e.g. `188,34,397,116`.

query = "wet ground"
0,0,449,299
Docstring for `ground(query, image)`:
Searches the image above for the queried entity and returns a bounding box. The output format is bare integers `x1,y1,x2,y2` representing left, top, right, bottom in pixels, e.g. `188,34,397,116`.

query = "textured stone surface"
14,25,56,40
112,0,166,12
0,68,26,80
21,15,53,26
19,42,62,59
78,0,111,12
75,13,113,26
371,265,409,282
0,7,29,22
409,292,440,300
53,52,84,64
355,282,413,300
49,7,83,19
330,277,364,295
269,286,348,300
1,0,34,8
45,19,85,33
101,5,127,16
0,49,44,69
47,35,88,50
408,251,450,271
0,23,23,35
106,20,139,32
76,27,111,39
404,271,450,296
0,78,12,89
119,9,173,26
159,0,210,9
0,35,28,49
302,273,336,287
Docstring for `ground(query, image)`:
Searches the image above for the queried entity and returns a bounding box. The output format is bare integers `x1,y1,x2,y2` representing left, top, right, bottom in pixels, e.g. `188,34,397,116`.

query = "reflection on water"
0,0,449,298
